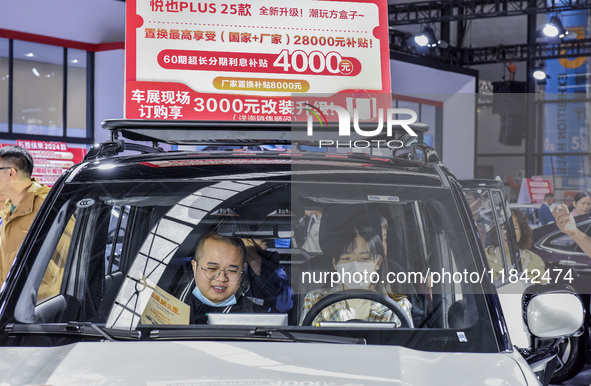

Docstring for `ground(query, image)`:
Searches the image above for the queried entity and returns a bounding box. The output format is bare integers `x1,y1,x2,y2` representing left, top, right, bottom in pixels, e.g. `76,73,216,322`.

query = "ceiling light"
533,70,547,80
32,68,40,77
543,16,569,39
413,26,440,48
414,34,429,47
532,65,550,85
25,52,35,58
542,24,559,37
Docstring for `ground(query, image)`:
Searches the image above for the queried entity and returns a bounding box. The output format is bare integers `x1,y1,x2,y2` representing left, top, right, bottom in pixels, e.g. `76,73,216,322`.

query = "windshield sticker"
457,332,468,342
75,198,95,208
368,195,399,202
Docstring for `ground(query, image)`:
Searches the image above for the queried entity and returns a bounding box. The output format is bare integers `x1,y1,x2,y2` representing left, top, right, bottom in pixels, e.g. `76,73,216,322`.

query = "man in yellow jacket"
0,146,50,286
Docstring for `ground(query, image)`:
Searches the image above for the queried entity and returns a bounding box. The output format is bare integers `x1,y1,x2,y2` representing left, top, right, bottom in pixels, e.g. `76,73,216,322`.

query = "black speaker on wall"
497,114,526,146
491,81,527,146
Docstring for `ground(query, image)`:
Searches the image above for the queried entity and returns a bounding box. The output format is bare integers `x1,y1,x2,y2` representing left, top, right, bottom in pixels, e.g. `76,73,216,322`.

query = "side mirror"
523,284,584,339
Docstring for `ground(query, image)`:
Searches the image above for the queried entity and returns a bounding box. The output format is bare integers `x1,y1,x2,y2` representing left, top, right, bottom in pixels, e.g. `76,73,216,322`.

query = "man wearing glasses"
189,232,261,323
0,146,50,285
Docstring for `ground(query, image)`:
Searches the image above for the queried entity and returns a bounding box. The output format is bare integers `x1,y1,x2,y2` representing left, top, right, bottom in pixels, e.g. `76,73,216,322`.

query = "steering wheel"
301,289,412,327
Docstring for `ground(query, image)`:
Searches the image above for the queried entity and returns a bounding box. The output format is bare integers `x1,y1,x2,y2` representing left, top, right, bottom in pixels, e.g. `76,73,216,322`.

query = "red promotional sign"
125,0,391,121
518,176,553,204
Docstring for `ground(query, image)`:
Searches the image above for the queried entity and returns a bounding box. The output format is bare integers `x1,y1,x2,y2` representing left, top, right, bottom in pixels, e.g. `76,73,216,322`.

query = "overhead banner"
125,0,391,121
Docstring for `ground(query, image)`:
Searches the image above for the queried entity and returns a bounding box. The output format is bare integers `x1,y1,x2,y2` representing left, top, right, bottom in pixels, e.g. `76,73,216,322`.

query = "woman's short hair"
319,204,383,260
511,209,533,250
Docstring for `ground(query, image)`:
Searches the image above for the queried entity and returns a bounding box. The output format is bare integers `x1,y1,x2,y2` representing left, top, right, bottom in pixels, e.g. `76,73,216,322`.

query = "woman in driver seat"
300,210,412,326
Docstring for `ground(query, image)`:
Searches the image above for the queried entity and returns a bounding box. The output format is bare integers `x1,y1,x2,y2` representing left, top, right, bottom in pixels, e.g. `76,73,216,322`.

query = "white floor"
551,365,591,386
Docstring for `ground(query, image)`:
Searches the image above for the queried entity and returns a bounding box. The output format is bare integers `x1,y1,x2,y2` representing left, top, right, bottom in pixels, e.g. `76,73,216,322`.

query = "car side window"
491,190,520,273
105,205,130,274
31,198,158,322
36,213,76,304
540,222,591,253
542,223,591,253
465,190,506,277
465,188,519,284
545,233,577,252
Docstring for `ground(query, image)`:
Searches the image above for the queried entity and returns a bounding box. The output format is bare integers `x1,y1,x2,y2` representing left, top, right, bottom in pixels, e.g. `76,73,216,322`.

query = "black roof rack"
102,119,291,146
86,119,437,162
101,119,429,146
84,140,164,161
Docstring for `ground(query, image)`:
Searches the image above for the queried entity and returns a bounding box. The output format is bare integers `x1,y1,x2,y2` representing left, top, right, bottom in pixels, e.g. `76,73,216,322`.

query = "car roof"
69,149,447,187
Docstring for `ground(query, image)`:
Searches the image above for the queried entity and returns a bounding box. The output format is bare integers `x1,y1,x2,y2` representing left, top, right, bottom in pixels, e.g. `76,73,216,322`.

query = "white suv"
0,120,582,385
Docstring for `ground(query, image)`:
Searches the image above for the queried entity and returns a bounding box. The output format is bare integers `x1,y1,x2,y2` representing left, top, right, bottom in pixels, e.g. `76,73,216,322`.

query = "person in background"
538,193,555,226
242,238,293,313
188,232,261,324
511,209,545,279
293,208,323,253
569,192,591,217
0,146,50,285
465,190,492,247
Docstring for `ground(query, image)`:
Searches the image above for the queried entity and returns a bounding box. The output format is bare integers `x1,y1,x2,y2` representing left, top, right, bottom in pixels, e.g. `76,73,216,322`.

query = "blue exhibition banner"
543,9,589,189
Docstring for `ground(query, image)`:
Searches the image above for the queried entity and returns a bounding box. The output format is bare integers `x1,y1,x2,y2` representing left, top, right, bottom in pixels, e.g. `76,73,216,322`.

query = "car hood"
0,341,538,385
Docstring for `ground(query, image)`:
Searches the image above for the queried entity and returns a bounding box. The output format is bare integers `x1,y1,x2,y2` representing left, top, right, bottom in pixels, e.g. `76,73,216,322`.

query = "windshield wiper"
277,330,366,344
5,321,141,341
149,327,365,344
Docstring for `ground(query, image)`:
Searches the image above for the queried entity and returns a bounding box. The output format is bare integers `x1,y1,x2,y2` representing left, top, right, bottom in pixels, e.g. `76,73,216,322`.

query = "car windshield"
11,161,500,353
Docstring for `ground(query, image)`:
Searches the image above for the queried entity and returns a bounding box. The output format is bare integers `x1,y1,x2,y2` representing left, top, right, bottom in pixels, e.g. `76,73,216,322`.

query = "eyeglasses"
0,167,13,171
198,264,242,282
